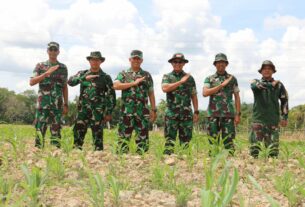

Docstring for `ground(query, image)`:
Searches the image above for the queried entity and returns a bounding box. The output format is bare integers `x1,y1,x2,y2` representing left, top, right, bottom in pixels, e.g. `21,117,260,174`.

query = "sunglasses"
48,48,58,52
172,61,184,64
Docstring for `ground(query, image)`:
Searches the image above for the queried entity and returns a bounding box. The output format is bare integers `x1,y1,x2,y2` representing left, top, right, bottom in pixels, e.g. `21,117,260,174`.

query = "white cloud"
0,0,304,108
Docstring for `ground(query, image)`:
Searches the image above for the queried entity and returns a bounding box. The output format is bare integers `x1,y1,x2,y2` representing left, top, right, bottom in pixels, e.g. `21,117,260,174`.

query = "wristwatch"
236,112,241,116
194,110,199,115
151,109,157,112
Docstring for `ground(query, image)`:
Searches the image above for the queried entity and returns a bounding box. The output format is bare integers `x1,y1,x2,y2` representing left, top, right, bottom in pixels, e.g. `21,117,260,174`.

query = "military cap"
47,41,60,50
213,53,229,65
258,60,276,73
86,51,105,62
168,53,189,63
130,50,143,59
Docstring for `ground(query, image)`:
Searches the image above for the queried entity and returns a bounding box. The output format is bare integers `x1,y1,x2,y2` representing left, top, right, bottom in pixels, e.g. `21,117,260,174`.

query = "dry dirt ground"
0,125,304,207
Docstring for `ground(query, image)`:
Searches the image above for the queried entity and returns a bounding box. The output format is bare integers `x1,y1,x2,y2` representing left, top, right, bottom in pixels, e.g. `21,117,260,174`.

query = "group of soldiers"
30,41,289,158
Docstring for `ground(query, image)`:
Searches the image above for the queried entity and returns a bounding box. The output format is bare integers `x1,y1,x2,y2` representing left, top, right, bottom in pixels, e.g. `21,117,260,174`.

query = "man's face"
89,58,102,69
261,65,274,79
215,61,228,74
47,47,59,59
171,59,185,72
129,57,143,68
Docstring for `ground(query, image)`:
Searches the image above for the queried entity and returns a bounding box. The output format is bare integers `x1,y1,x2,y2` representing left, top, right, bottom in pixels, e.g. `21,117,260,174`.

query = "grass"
0,124,304,206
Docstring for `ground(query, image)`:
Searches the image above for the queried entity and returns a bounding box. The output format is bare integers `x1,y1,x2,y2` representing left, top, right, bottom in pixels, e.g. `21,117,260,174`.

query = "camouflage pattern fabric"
207,117,235,151
251,78,288,125
68,69,116,150
249,123,279,157
115,68,153,152
162,70,197,152
204,71,239,151
204,72,239,118
32,60,68,148
249,78,288,157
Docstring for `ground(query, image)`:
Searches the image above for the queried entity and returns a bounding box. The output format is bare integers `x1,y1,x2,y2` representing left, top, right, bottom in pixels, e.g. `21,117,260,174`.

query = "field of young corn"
0,124,304,207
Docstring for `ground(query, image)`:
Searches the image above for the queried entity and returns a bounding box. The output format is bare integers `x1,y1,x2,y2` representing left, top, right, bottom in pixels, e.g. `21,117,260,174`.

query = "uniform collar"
261,77,274,82
171,70,185,76
128,67,143,73
215,71,229,77
89,68,103,75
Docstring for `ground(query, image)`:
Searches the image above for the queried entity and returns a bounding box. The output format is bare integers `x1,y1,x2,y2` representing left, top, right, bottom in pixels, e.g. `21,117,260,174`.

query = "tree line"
0,87,304,131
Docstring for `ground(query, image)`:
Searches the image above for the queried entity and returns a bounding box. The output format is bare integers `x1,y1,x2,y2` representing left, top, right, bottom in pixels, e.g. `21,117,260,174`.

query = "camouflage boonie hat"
168,53,189,63
213,53,229,65
47,42,59,50
130,50,143,59
258,60,276,73
86,51,105,62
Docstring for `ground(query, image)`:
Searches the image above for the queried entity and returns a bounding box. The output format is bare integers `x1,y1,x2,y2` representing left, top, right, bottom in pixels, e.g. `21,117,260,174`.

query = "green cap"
213,53,229,65
130,50,143,59
47,41,59,50
258,60,276,73
168,53,189,63
86,51,105,62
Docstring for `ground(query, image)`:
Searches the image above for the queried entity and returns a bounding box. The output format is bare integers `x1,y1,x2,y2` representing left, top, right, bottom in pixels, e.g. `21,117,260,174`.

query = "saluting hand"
133,76,146,86
45,65,60,77
180,73,190,83
221,75,233,88
85,75,99,81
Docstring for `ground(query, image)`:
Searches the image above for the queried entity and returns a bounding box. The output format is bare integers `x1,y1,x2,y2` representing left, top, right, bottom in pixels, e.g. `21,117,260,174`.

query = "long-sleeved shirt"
251,78,288,125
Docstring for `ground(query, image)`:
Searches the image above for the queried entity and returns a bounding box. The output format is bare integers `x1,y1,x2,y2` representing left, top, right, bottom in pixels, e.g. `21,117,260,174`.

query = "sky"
0,0,304,110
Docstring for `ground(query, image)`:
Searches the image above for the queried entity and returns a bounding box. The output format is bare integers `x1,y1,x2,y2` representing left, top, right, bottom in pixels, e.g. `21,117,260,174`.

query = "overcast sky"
0,0,304,109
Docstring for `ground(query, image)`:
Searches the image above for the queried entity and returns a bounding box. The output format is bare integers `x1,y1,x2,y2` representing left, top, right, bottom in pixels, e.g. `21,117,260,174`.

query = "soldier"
113,50,156,153
249,60,288,158
203,53,241,153
68,51,116,150
30,42,68,148
162,53,199,154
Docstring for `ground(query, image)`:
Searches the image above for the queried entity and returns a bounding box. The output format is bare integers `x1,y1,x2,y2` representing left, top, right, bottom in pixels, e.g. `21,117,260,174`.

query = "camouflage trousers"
249,123,279,158
118,115,149,153
164,116,193,154
73,106,104,150
207,117,235,151
34,108,62,148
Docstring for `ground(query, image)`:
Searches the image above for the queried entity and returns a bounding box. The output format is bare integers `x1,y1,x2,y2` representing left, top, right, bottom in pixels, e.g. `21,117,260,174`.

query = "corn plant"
86,172,105,207
175,183,192,207
248,175,280,207
45,156,65,181
200,151,239,207
150,136,166,162
207,135,227,157
60,129,74,156
274,171,304,206
280,142,294,163
108,176,121,206
173,138,188,158
0,176,14,204
150,162,177,191
254,142,275,161
20,164,46,207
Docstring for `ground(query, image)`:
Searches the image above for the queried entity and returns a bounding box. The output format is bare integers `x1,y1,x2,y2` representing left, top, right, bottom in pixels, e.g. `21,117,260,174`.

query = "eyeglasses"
172,61,184,64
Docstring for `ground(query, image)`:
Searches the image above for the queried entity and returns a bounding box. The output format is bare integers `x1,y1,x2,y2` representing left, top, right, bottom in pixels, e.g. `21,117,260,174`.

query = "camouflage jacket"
204,72,239,118
162,70,197,119
251,78,288,125
68,69,116,116
115,68,154,117
32,60,68,110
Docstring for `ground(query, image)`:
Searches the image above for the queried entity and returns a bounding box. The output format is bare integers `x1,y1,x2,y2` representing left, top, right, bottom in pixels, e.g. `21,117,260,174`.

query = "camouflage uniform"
204,71,239,150
115,68,154,152
249,60,288,157
162,70,197,151
68,68,116,150
32,60,68,147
